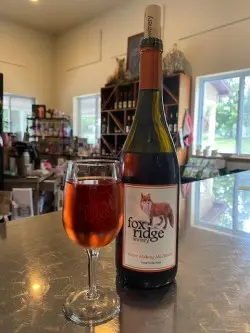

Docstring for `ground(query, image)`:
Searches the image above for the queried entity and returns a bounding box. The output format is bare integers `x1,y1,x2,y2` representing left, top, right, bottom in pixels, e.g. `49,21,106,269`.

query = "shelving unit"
100,73,191,165
100,81,138,157
27,117,73,156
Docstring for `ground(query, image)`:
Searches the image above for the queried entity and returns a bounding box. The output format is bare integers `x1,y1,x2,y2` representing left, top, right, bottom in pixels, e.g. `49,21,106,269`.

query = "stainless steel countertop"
1,171,250,332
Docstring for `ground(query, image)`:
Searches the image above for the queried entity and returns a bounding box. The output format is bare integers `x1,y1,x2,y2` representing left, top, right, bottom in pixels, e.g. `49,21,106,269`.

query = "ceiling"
0,0,126,35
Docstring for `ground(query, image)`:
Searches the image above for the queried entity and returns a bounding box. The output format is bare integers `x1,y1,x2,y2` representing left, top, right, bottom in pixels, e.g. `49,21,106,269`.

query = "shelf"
40,152,73,156
29,135,72,139
163,86,178,104
101,107,136,112
102,81,138,89
101,137,113,153
101,133,127,136
27,117,70,122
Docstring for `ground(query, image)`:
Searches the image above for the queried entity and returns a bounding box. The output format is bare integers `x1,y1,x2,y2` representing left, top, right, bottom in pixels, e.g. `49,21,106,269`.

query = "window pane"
201,77,239,153
77,95,100,144
3,95,9,108
10,109,21,134
242,76,250,154
6,95,34,134
3,109,10,132
3,95,10,132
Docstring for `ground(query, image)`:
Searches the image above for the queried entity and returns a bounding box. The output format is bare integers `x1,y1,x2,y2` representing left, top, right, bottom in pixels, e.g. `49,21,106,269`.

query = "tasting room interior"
1,1,250,332
0,0,250,221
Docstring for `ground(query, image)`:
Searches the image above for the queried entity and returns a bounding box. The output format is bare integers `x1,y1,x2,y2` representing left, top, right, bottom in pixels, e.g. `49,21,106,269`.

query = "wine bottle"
119,92,123,109
102,117,107,134
126,116,131,133
123,92,128,109
116,4,180,290
127,92,132,108
132,91,136,108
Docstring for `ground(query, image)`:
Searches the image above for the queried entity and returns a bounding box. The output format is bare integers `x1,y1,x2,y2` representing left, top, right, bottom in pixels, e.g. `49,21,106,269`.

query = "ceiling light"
30,0,39,2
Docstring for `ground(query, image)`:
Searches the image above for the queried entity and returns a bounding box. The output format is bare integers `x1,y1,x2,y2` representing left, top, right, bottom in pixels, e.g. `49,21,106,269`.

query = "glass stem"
86,248,100,300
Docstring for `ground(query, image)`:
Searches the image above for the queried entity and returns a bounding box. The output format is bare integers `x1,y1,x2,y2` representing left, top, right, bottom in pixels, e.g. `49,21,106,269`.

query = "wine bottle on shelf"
114,98,118,110
126,116,131,133
132,92,136,108
123,92,128,109
116,4,180,290
170,111,173,120
102,117,107,134
127,92,132,108
119,92,123,109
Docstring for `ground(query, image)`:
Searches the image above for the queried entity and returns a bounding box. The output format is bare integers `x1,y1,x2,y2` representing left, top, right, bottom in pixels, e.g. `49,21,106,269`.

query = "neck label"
144,5,161,38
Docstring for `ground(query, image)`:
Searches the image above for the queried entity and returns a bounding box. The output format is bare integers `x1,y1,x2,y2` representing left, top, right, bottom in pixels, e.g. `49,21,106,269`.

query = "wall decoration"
127,33,144,78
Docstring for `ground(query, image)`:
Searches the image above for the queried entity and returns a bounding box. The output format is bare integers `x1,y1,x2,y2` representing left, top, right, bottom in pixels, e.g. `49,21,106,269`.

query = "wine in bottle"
116,4,180,290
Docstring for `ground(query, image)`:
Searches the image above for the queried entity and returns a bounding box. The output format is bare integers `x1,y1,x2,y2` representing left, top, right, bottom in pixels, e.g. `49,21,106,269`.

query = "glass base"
63,286,120,327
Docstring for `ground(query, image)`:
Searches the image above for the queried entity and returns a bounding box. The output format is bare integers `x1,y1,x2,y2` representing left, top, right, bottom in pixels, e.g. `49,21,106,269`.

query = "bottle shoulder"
123,118,176,154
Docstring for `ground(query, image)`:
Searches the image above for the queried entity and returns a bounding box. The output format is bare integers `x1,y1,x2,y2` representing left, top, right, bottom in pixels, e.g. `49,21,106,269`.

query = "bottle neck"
139,47,162,90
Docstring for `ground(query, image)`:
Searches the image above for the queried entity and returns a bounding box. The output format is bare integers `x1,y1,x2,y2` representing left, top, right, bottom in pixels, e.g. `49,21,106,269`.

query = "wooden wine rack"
100,73,191,165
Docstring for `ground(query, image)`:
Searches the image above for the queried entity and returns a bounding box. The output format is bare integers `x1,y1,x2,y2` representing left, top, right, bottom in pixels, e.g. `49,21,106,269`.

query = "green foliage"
215,79,239,137
215,78,250,137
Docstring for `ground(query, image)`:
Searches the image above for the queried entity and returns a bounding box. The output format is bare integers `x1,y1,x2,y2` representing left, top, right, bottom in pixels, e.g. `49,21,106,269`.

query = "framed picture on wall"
127,33,144,77
32,104,46,118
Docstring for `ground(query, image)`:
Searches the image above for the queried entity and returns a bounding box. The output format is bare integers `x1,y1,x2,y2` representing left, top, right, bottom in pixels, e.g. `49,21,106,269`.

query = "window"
74,94,101,145
196,70,250,155
3,94,35,134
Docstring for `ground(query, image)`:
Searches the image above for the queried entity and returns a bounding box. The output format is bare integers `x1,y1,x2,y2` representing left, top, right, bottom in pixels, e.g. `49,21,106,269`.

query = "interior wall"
55,0,167,114
55,0,250,116
0,19,55,106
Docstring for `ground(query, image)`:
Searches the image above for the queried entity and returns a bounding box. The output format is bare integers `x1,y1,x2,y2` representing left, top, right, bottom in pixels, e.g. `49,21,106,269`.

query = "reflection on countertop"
0,171,250,332
191,171,250,237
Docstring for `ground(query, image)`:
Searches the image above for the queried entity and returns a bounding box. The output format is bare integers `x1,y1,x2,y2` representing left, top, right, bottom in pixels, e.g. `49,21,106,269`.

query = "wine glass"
62,159,123,326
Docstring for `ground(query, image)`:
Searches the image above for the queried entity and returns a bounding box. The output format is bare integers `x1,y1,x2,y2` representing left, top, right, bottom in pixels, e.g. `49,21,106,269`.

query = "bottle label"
123,184,177,272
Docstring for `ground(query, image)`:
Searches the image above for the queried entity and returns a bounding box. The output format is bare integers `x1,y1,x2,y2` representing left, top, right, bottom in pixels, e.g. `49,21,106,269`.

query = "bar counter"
0,171,250,332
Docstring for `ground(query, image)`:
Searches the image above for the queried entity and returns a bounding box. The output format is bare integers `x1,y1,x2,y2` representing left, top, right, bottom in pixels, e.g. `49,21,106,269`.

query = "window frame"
74,93,101,144
3,94,36,133
196,69,250,155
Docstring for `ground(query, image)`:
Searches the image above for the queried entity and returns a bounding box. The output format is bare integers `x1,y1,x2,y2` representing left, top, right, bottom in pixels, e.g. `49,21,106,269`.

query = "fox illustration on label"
140,193,174,229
